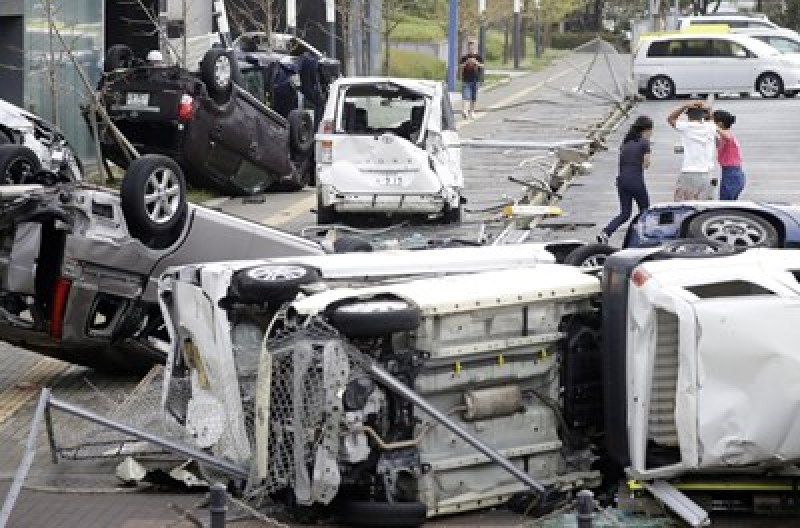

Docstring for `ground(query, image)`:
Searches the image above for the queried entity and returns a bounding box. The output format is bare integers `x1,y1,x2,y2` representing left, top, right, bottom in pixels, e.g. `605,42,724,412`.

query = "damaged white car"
158,243,800,526
0,98,82,184
315,78,464,224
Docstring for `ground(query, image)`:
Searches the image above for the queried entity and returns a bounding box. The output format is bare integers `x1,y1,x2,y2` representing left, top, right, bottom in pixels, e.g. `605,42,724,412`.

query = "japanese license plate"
126,92,150,107
376,174,403,186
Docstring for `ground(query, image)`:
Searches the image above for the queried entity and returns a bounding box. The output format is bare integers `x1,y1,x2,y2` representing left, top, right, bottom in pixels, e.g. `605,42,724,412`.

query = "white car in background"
315,78,464,224
634,32,800,99
678,14,784,32
746,27,800,55
0,98,82,184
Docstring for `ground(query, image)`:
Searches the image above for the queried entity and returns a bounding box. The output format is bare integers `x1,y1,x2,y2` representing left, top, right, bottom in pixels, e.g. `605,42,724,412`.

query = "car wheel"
757,73,783,98
335,500,427,528
0,145,41,185
333,235,373,253
229,264,321,305
121,155,188,245
655,239,739,259
200,49,234,104
686,210,779,248
564,244,616,268
326,297,422,338
647,75,675,100
316,193,338,225
785,90,798,98
104,44,134,72
288,110,315,155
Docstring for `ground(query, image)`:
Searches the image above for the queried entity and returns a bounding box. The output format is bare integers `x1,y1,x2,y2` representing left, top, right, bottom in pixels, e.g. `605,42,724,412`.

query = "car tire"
785,90,798,98
653,239,740,259
326,296,422,338
647,75,675,100
442,202,463,224
686,210,779,248
0,145,41,185
333,235,373,253
121,155,188,246
104,44,134,72
335,500,427,528
756,72,783,98
564,244,616,268
288,110,315,154
200,49,235,104
229,264,321,305
316,193,338,225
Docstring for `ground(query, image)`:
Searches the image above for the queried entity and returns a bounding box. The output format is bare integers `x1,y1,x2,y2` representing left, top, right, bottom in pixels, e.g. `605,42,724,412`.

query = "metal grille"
648,309,680,447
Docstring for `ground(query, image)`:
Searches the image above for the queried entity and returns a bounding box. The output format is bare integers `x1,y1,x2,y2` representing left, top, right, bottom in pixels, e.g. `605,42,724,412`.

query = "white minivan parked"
634,32,800,99
314,78,464,224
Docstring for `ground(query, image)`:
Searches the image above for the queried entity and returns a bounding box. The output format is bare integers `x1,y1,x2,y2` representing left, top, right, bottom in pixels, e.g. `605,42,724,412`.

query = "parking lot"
3,50,800,527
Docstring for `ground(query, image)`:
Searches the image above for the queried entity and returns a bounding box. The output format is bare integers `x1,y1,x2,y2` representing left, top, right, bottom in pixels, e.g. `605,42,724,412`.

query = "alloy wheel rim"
652,79,671,99
4,157,34,184
760,77,779,97
701,216,767,247
144,167,181,224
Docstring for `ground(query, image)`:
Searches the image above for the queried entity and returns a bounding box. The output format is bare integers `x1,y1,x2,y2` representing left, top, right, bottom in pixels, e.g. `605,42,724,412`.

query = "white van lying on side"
314,78,464,224
634,32,800,99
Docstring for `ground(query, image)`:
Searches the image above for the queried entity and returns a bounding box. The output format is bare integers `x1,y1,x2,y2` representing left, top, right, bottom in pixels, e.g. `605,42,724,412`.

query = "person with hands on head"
667,100,719,201
459,40,484,120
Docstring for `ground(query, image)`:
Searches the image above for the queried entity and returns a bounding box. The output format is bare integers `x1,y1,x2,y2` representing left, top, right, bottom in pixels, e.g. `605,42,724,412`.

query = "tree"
382,0,417,74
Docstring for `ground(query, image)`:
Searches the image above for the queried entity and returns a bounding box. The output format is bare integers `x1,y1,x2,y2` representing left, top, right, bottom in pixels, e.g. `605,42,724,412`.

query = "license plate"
376,174,403,186
126,92,150,106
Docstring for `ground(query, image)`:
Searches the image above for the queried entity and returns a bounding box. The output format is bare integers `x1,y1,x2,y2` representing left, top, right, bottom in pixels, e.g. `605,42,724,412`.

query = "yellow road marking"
0,357,68,425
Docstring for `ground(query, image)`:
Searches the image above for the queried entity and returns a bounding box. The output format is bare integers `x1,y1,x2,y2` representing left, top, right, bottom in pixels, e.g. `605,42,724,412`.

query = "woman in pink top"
713,110,745,200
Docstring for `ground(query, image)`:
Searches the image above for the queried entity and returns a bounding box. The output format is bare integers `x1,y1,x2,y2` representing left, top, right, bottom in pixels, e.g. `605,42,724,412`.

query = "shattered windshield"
338,85,428,140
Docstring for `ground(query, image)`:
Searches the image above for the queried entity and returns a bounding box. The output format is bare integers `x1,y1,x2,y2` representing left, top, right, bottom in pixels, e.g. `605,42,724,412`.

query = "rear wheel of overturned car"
326,297,422,338
103,44,134,72
686,210,779,248
564,244,616,268
200,49,235,104
121,155,188,247
0,145,41,185
288,110,315,155
229,264,321,305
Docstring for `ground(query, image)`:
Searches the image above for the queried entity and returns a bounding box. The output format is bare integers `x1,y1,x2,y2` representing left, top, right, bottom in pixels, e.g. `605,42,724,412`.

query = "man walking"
459,40,484,119
667,101,719,201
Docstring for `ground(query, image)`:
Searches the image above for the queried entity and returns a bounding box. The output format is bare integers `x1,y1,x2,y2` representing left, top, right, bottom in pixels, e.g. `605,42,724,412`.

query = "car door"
710,38,757,91
439,87,462,188
671,38,713,93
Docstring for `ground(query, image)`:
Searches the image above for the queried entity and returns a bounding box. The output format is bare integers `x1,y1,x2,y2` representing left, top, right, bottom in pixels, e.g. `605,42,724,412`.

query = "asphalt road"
3,50,800,526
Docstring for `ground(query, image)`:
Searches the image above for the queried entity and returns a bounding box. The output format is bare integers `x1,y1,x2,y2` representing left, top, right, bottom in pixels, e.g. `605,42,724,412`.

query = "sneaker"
596,231,609,245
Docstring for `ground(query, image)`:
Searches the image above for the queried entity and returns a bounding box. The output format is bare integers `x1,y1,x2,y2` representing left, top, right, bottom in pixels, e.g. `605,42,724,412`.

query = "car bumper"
318,184,459,214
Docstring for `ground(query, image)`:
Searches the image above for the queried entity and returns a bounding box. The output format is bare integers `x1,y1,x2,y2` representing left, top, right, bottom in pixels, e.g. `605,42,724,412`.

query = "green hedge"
388,49,446,80
549,31,622,50
392,14,446,42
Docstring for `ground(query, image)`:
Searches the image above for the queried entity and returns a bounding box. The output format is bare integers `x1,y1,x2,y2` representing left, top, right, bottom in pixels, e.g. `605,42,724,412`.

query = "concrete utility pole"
513,0,522,69
478,0,487,61
326,0,336,58
447,0,458,91
287,0,296,35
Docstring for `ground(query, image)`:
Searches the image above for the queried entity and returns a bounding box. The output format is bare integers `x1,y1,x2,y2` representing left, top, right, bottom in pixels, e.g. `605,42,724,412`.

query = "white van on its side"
633,32,800,99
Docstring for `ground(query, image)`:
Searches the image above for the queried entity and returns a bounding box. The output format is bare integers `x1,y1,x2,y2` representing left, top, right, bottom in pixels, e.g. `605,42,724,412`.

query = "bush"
392,14,445,42
388,49,446,80
549,31,622,50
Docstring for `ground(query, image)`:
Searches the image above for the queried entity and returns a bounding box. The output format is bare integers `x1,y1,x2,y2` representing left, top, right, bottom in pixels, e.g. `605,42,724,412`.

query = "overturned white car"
314,78,464,224
158,243,800,526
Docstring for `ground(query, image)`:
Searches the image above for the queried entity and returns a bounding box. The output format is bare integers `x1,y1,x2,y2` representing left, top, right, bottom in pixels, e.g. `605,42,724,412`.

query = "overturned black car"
89,35,339,195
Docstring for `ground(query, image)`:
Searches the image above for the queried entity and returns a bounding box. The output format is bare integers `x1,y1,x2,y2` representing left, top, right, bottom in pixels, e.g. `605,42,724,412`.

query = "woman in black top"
597,115,654,244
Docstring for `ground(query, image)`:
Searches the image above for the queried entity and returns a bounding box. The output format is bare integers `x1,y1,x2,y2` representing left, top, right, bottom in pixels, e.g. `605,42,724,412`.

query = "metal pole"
209,483,228,528
513,0,522,69
287,0,297,35
368,363,547,495
0,390,50,528
326,0,336,58
48,396,249,479
478,0,487,61
576,489,594,528
447,0,459,91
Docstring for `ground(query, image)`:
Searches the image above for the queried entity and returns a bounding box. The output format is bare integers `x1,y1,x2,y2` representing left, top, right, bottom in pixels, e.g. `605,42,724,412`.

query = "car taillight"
319,119,334,134
50,277,72,340
319,139,333,163
631,268,651,288
177,94,194,122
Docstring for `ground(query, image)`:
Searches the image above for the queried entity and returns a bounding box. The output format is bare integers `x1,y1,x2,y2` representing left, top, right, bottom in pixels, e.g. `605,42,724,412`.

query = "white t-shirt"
675,120,717,173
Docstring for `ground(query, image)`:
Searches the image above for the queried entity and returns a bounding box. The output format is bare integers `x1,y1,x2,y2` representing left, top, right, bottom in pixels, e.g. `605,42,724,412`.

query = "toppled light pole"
447,0,459,91
513,0,522,69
